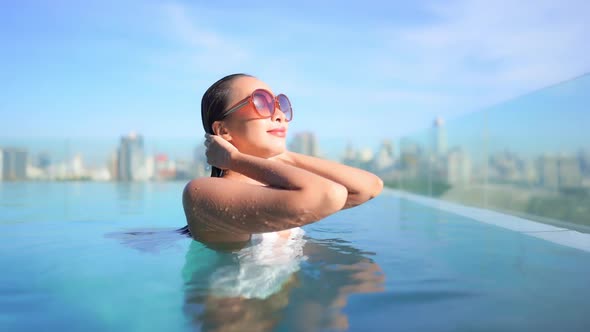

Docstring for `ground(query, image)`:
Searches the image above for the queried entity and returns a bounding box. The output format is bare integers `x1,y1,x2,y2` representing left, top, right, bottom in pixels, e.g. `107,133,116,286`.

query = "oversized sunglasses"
222,89,293,121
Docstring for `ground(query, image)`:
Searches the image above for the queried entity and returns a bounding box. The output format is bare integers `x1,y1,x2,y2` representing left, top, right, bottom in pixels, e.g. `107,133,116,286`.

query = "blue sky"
1,0,589,147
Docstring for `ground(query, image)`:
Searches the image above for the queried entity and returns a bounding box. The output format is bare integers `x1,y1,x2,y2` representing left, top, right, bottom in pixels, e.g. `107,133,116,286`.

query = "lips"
267,127,287,137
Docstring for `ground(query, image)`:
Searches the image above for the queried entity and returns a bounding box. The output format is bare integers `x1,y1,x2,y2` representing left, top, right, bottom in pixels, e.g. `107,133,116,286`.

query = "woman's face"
217,76,289,158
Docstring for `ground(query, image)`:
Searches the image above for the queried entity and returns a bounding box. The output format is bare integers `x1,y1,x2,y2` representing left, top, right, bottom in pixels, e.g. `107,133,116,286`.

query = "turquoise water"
1,182,590,331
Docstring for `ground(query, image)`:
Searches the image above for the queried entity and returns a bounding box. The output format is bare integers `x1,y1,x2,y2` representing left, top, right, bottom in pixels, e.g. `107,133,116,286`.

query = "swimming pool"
1,181,589,331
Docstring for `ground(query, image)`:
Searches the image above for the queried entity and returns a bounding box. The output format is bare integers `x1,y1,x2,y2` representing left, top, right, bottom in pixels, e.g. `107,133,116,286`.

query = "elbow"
327,182,348,211
303,181,347,220
344,175,384,209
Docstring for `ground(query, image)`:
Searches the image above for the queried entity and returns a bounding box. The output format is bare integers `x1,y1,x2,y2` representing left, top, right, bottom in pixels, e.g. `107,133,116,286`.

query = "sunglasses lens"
277,94,292,121
252,90,274,117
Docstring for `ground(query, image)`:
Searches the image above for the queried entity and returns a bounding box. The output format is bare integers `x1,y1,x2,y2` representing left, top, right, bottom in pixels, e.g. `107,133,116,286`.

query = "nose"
271,102,286,123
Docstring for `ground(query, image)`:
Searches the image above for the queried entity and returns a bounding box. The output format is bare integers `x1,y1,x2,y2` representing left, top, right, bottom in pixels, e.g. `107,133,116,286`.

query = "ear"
212,121,233,140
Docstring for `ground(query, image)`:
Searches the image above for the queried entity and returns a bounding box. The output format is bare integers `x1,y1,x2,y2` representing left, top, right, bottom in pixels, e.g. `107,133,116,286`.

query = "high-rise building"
341,142,357,167
71,154,85,178
446,148,471,185
432,117,447,157
0,148,28,181
116,133,145,181
538,154,582,189
579,149,590,176
289,132,320,157
193,145,205,164
35,152,51,170
558,155,582,188
154,154,175,181
400,142,422,176
108,151,119,180
538,155,559,189
373,140,395,171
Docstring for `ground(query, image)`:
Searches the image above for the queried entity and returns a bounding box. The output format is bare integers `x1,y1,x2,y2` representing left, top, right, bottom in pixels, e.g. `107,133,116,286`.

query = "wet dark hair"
201,73,254,177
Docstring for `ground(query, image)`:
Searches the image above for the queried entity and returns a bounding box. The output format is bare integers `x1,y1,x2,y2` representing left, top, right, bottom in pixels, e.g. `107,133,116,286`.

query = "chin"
239,142,285,159
263,147,285,158
260,142,286,158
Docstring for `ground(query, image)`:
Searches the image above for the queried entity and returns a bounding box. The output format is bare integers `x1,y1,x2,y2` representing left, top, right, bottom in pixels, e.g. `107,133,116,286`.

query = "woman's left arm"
274,151,383,209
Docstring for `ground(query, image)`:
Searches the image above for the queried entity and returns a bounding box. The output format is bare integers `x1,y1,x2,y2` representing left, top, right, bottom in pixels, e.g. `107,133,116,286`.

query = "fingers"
203,133,212,147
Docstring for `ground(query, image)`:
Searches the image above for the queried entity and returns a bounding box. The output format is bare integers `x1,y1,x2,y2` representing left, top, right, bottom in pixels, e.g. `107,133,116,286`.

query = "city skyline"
2,123,589,190
4,119,589,229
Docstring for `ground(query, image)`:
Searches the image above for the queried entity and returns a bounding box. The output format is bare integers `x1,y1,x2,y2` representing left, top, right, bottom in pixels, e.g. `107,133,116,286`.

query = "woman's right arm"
182,135,347,238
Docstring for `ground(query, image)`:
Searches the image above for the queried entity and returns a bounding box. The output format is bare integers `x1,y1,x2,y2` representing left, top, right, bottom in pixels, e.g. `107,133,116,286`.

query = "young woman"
182,73,383,244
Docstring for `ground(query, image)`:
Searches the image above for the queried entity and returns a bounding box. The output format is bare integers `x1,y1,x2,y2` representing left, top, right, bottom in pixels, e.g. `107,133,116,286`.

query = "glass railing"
389,74,590,231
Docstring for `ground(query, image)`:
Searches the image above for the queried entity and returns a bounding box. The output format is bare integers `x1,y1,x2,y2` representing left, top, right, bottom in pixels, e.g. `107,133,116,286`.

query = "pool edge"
385,188,590,253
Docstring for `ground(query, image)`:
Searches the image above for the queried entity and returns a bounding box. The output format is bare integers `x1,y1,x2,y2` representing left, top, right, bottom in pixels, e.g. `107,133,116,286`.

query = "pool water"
1,182,589,331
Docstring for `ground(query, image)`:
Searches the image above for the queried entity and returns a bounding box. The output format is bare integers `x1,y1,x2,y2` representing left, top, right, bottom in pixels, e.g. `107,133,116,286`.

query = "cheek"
234,124,285,155
229,122,266,147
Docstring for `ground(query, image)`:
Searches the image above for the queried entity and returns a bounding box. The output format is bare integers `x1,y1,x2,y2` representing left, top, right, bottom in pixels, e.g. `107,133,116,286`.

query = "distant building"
289,132,320,157
432,117,447,157
373,140,395,171
579,149,590,176
538,155,559,189
357,148,374,163
116,133,145,181
446,148,471,185
108,151,119,180
71,154,85,178
191,145,208,178
400,142,422,176
193,145,205,164
558,155,582,188
343,142,356,161
175,160,196,180
538,154,582,189
35,152,51,170
154,154,176,181
0,148,28,181
489,150,526,182
341,142,357,166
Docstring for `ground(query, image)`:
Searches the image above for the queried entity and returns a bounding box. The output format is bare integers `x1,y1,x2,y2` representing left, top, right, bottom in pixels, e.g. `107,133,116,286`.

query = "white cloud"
370,0,590,116
147,0,590,139
156,2,252,74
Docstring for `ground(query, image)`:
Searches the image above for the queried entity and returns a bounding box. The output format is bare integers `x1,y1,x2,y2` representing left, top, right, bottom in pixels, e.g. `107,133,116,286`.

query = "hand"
204,133,239,170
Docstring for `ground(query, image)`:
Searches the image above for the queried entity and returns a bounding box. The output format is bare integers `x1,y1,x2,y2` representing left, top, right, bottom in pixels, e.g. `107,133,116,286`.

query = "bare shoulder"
182,176,342,241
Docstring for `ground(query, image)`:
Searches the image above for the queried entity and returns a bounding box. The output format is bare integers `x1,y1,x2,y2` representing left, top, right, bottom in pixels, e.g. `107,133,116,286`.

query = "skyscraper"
116,133,145,181
558,155,582,188
538,155,559,189
374,140,395,171
432,117,447,157
289,132,320,157
0,148,28,181
446,148,471,185
35,152,51,170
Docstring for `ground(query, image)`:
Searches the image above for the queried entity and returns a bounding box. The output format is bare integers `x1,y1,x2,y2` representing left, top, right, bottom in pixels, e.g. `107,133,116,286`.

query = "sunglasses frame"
222,89,293,121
